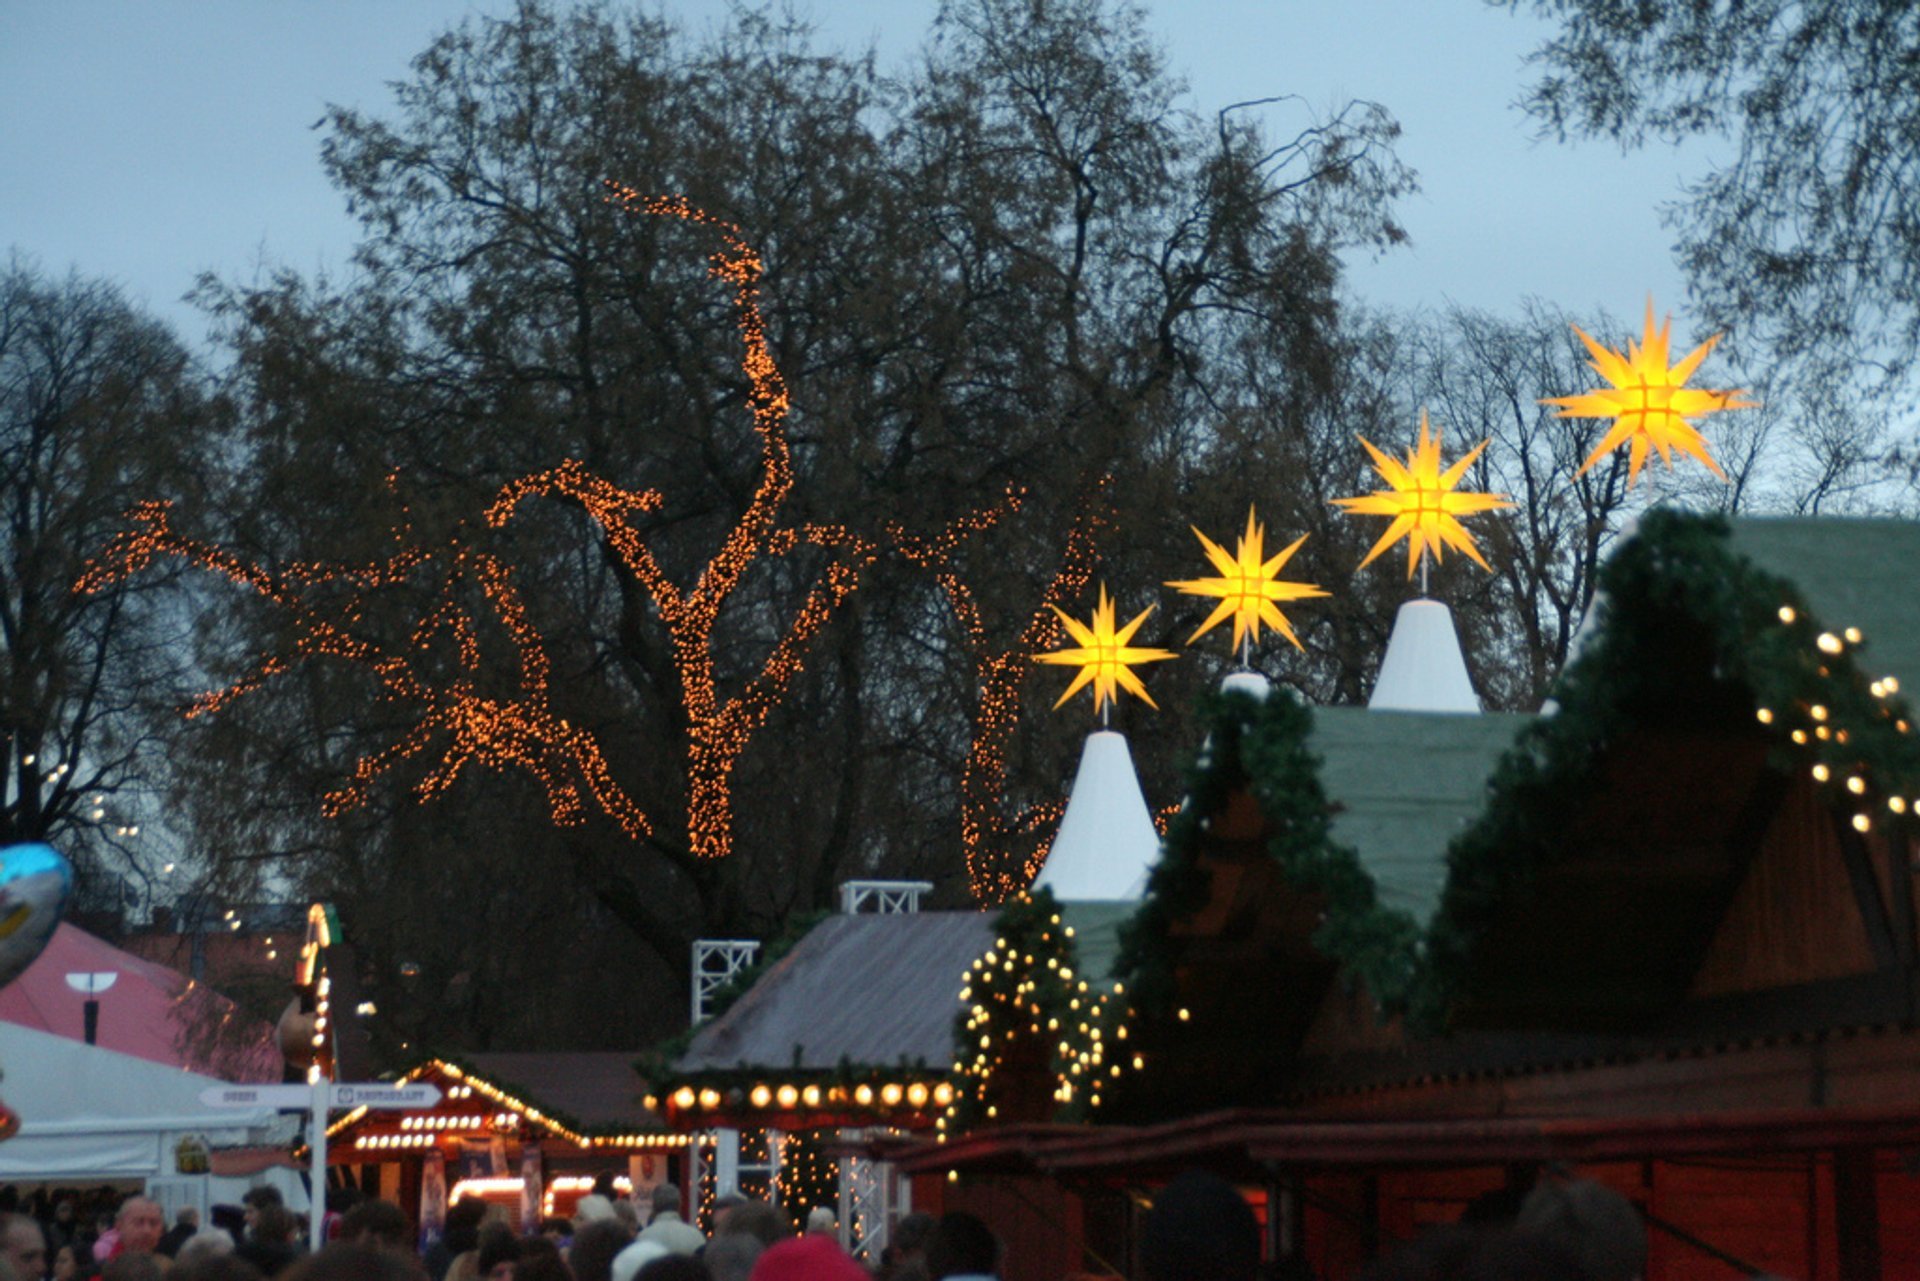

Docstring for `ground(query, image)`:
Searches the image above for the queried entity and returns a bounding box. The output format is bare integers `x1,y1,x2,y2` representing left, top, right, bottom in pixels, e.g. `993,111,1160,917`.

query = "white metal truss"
838,880,935,915
837,1127,906,1261
691,939,761,1024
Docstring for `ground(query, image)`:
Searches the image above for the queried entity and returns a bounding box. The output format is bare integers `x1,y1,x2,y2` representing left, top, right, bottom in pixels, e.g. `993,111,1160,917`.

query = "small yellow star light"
1544,299,1755,484
1333,411,1513,580
1034,585,1176,714
1166,507,1327,653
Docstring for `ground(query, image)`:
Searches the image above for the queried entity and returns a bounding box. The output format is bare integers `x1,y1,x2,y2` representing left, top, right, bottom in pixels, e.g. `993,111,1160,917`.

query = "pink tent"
0,923,279,1081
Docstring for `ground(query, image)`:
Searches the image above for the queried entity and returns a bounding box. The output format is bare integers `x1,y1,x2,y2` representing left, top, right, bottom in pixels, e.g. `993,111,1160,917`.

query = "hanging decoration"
1544,299,1754,485
1166,507,1326,662
940,889,1135,1134
1034,586,1176,716
0,843,71,989
1334,411,1512,582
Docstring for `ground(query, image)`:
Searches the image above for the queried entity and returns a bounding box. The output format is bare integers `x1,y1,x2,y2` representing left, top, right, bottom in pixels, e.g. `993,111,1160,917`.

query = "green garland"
1412,509,1920,1029
1115,681,1425,1020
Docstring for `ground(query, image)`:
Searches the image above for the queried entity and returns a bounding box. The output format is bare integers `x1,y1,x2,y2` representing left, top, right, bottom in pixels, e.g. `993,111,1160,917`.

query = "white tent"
0,1020,304,1209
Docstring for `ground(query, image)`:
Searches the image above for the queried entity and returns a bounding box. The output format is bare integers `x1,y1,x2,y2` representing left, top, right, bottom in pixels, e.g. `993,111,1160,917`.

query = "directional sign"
200,1085,314,1109
330,1083,441,1110
199,1082,442,1110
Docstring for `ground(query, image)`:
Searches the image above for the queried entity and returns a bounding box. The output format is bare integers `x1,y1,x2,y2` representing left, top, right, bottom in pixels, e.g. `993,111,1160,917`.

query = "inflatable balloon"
0,842,71,989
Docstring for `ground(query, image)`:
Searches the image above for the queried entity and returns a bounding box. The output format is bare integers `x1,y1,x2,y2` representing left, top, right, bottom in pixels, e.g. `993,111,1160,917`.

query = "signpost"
199,1083,443,1111
202,1081,444,1248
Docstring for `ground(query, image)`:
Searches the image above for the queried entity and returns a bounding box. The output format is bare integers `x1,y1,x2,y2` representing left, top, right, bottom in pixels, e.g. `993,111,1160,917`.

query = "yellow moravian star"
1034,585,1176,713
1334,412,1513,579
1544,300,1754,484
1166,507,1327,652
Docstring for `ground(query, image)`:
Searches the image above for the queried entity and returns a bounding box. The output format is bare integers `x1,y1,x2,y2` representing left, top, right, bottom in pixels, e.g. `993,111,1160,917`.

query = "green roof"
1058,900,1138,983
1728,517,1920,696
1311,707,1529,926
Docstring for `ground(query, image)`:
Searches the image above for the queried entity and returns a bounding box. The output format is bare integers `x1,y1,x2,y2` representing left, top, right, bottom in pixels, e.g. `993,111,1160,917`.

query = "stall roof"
0,923,278,1081
1729,517,1920,694
677,903,1135,1075
455,1052,654,1131
1312,708,1526,926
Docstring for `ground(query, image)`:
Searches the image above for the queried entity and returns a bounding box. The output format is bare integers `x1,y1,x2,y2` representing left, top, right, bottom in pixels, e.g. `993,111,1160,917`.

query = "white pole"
308,1071,327,1253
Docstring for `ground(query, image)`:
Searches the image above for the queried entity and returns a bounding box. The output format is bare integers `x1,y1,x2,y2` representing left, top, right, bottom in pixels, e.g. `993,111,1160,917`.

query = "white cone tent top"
1032,730,1162,901
1368,598,1481,714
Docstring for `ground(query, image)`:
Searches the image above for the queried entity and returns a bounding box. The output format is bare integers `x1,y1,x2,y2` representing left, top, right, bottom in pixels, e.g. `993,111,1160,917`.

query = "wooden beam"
1833,1147,1881,1281
1837,823,1900,971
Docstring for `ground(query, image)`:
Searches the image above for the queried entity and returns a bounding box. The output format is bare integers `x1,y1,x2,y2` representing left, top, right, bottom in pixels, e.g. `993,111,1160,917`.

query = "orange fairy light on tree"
1334,411,1512,588
1544,299,1754,485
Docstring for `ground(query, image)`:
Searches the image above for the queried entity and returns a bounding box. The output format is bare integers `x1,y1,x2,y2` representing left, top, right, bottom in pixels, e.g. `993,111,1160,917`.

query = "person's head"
747,1236,866,1281
890,1212,935,1259
340,1199,411,1252
704,1232,763,1281
476,1227,522,1281
516,1236,568,1281
443,1197,489,1253
539,1217,572,1241
0,1214,46,1279
566,1218,633,1281
115,1198,166,1255
573,1195,616,1229
635,1258,708,1281
171,1256,266,1281
1141,1171,1260,1281
101,1253,165,1281
648,1185,681,1218
51,1242,79,1281
1515,1177,1646,1281
250,1205,297,1248
175,1207,200,1230
279,1242,418,1281
925,1213,999,1280
591,1173,618,1199
804,1207,835,1236
239,1187,281,1236
174,1228,236,1269
715,1201,786,1248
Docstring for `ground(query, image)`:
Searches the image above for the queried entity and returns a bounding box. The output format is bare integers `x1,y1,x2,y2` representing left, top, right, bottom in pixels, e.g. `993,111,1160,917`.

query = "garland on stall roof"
1115,682,1425,1021
939,888,1136,1133
1412,509,1920,1030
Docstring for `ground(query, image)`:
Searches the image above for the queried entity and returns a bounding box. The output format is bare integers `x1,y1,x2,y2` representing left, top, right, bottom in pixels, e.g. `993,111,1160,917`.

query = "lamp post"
64,971,118,1045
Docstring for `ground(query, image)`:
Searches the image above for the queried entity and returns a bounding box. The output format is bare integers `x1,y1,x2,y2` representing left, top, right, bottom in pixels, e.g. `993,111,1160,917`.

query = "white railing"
838,880,934,915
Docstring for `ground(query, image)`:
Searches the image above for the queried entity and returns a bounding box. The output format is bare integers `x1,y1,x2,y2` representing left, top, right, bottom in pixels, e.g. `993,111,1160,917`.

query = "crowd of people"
0,1180,1000,1281
0,1169,1655,1281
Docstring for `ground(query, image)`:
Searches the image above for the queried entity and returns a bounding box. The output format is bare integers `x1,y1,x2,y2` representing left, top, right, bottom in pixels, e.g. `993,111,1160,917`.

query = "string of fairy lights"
1756,606,1916,837
898,485,1108,903
938,892,1137,1135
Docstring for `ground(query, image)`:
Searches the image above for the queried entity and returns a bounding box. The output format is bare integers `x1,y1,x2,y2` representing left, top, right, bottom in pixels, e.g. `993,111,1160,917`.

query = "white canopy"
0,1020,295,1183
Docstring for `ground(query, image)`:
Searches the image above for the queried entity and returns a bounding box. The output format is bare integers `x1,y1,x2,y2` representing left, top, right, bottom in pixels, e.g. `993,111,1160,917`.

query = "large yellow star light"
1166,508,1327,653
1544,300,1755,484
1333,412,1513,580
1034,585,1176,714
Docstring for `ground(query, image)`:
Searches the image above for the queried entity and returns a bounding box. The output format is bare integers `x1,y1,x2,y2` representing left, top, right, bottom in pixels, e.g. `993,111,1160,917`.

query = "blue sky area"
0,1,1708,354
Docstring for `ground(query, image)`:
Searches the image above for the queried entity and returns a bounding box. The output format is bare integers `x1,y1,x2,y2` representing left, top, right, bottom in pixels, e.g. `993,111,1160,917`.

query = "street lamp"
64,971,118,1045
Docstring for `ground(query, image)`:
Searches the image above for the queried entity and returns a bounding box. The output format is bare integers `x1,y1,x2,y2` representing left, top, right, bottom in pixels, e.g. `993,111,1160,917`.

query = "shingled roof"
675,903,1139,1077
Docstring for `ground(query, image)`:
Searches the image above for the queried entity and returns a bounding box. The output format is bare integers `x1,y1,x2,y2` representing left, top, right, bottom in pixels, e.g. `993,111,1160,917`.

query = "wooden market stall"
326,1052,684,1232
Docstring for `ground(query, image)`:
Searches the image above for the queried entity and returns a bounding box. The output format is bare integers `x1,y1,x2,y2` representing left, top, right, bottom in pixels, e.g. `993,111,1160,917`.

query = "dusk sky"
1,1,1709,355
